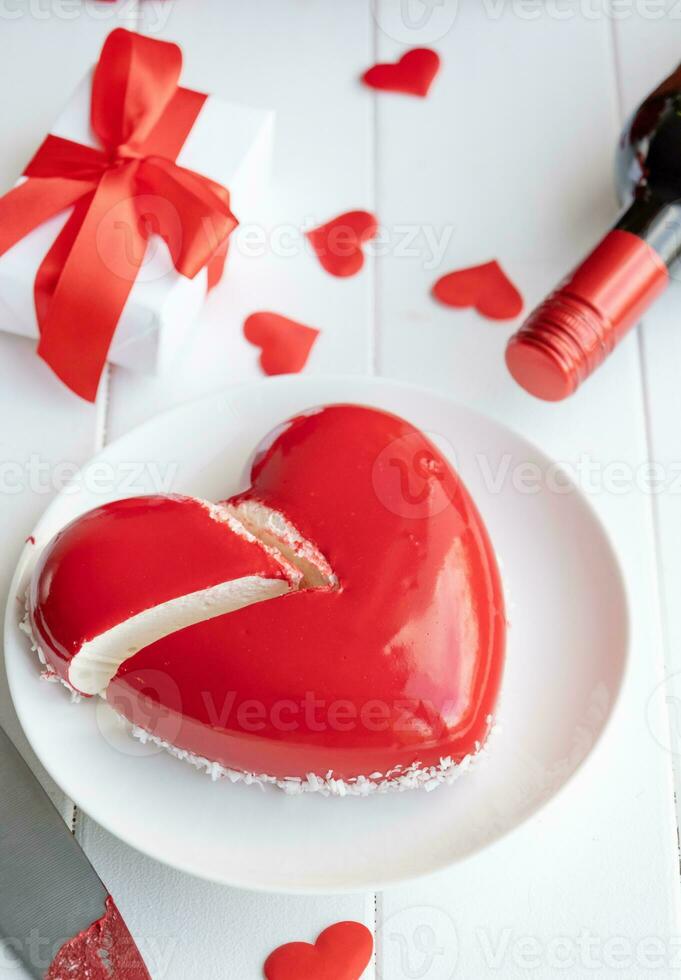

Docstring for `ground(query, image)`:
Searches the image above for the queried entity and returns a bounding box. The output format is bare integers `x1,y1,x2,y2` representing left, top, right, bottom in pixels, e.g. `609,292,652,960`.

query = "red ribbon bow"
0,29,237,400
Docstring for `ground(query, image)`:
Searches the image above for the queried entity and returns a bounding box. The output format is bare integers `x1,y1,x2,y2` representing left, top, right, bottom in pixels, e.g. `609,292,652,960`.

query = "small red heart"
264,922,373,980
244,312,319,375
433,261,524,321
362,48,440,97
306,211,378,278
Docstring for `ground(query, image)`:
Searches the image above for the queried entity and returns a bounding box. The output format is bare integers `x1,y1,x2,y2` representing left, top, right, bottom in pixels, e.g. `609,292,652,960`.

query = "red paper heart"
362,48,440,97
306,211,378,277
244,312,319,375
264,922,373,980
433,261,524,320
103,405,506,789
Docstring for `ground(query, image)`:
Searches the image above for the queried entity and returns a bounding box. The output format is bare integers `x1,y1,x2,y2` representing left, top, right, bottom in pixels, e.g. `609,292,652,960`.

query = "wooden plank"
374,4,681,977
75,4,378,978
0,0,138,814
105,0,376,438
613,10,681,849
0,5,138,977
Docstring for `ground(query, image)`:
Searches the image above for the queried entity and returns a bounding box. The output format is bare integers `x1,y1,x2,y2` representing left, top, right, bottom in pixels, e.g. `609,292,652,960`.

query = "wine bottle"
506,64,681,401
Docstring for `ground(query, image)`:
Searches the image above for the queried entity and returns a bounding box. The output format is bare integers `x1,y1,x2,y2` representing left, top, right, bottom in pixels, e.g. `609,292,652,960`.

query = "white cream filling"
224,499,338,589
69,576,290,696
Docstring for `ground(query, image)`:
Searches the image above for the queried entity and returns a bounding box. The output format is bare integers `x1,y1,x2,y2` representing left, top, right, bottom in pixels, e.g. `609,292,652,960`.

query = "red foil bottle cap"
506,229,669,401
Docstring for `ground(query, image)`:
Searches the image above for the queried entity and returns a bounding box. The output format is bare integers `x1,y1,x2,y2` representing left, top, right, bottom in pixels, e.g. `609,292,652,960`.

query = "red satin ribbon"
0,29,237,401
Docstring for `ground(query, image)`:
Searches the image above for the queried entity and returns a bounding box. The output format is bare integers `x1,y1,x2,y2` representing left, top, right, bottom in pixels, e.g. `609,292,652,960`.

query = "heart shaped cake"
27,405,506,796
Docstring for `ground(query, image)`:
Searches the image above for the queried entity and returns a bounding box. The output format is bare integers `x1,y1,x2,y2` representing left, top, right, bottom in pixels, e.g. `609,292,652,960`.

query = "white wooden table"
2,2,681,977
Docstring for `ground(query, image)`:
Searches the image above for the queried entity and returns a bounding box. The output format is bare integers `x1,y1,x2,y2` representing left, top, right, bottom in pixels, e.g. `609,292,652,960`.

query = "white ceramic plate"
4,376,629,893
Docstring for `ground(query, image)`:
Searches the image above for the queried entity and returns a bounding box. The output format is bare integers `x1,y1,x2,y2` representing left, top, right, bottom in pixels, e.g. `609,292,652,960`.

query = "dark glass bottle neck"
616,192,681,268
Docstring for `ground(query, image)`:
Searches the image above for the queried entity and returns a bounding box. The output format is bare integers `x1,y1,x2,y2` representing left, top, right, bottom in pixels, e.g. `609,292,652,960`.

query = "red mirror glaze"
107,405,506,787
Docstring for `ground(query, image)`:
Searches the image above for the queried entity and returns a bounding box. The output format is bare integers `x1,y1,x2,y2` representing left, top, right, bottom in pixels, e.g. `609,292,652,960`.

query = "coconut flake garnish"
122,720,496,797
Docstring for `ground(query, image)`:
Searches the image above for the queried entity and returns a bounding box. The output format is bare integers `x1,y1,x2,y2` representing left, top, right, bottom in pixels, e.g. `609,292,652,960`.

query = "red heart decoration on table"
99,405,506,791
433,261,524,320
306,211,378,277
264,922,373,980
362,48,440,97
244,312,320,375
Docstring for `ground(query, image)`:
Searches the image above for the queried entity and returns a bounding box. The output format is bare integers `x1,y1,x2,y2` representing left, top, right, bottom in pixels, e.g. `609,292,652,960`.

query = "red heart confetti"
244,312,319,375
264,921,373,980
306,211,378,277
362,48,440,97
432,261,524,320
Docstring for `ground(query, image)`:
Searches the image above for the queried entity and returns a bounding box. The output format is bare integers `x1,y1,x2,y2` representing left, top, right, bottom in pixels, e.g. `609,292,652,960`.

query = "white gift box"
0,71,274,374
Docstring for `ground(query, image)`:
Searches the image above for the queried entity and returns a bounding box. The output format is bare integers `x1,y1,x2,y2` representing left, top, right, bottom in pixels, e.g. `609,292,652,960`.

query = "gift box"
0,29,274,399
